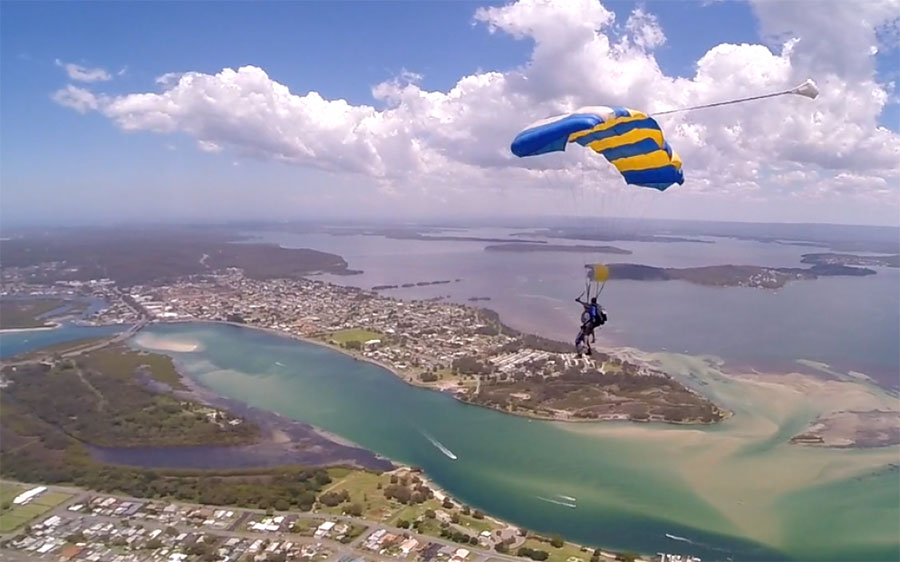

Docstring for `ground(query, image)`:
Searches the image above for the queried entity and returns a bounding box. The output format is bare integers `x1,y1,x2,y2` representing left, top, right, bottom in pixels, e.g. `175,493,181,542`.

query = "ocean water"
246,228,900,387
128,322,900,562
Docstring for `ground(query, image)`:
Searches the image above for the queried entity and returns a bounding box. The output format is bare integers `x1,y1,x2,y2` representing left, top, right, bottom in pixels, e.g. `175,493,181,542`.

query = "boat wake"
665,533,693,544
557,494,577,503
420,431,458,460
536,496,576,509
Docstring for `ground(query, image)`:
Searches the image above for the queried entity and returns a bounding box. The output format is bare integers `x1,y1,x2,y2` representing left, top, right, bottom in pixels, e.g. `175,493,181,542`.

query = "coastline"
136,319,899,452
151,318,728,426
0,322,61,333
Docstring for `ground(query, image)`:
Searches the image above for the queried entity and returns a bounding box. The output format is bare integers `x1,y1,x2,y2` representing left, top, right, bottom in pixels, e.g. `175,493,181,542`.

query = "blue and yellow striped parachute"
510,106,684,191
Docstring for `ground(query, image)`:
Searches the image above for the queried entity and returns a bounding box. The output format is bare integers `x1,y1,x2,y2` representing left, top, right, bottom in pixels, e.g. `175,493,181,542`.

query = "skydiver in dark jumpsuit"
575,296,606,356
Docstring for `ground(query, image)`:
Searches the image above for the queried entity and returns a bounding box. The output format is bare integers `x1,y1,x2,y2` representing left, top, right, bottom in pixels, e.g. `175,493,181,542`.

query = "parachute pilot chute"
585,264,610,283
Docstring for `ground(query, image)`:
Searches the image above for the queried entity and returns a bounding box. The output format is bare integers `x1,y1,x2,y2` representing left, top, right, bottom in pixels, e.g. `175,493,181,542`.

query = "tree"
518,547,549,561
319,490,349,507
165,526,179,537
495,543,509,554
461,505,470,515
425,509,436,519
345,503,363,517
66,532,86,543
550,535,564,548
472,509,484,520
451,513,460,524
442,498,453,509
616,553,638,562
397,520,411,529
274,498,290,511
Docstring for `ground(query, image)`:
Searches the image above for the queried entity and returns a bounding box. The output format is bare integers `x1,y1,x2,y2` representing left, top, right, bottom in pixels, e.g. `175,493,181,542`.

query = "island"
790,409,900,448
484,244,631,255
603,262,876,289
800,252,900,268
373,280,460,291
509,228,712,245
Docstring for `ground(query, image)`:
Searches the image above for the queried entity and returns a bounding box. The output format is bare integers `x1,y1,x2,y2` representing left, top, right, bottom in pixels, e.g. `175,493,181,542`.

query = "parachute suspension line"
595,279,607,299
653,79,819,116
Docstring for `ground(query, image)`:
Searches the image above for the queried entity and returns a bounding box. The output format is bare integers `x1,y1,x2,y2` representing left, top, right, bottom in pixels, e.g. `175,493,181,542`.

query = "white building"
13,486,47,505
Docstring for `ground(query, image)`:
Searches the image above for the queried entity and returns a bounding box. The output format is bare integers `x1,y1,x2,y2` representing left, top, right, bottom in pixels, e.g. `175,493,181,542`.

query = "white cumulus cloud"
51,85,101,113
50,0,900,221
55,59,112,83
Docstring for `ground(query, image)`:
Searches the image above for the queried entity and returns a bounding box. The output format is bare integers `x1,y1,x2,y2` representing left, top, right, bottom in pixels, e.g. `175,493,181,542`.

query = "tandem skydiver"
574,295,607,356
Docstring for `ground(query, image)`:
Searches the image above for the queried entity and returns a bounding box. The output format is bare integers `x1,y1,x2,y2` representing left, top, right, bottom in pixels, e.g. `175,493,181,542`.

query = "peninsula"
1,261,725,426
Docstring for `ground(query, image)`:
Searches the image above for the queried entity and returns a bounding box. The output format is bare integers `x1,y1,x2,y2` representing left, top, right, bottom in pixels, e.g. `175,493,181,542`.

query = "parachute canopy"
585,264,610,283
511,106,684,191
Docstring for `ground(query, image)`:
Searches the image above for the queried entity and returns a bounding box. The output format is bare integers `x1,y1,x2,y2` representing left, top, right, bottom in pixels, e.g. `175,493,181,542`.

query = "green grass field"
388,498,444,527
0,299,66,330
0,483,26,507
0,488,72,533
323,469,468,528
329,329,383,345
321,469,393,519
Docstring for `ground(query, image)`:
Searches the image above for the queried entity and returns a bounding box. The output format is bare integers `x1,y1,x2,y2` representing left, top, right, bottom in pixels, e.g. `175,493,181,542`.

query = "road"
0,480,558,562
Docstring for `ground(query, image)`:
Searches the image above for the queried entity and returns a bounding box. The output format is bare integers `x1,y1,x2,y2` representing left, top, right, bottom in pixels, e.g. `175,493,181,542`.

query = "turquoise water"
0,323,123,358
131,322,899,562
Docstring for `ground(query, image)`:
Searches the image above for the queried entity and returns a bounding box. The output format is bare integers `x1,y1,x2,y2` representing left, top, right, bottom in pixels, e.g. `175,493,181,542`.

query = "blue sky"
2,0,898,227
